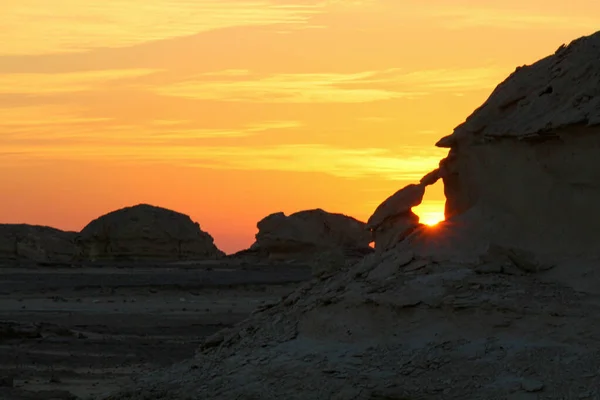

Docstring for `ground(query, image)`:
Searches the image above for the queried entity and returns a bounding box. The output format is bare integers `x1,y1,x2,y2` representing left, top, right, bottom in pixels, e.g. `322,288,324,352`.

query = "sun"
419,211,445,226
412,201,445,226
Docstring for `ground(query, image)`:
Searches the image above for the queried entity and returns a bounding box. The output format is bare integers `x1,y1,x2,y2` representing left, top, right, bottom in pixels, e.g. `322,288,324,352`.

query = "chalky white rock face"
433,31,600,260
77,204,224,262
0,224,77,264
251,209,372,258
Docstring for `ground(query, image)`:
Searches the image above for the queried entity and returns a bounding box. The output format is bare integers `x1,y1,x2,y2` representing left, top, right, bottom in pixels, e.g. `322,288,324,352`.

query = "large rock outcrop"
77,204,224,262
374,30,600,262
250,209,372,260
425,30,600,261
0,225,77,265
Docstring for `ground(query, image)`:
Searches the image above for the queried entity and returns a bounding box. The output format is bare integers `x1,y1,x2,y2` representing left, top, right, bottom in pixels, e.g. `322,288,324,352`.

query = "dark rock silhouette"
0,224,76,265
249,208,372,261
77,204,224,262
367,169,440,251
424,30,600,261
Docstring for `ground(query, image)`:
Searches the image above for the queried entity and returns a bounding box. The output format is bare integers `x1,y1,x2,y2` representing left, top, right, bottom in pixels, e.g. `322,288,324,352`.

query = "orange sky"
2,0,599,253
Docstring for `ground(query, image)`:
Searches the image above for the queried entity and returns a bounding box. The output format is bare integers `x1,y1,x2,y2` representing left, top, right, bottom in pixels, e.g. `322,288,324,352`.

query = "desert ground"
0,261,312,400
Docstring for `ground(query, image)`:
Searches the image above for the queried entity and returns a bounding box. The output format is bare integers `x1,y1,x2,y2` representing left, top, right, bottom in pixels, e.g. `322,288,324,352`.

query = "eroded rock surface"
77,204,224,262
367,183,425,231
0,225,76,265
250,209,372,261
103,249,600,400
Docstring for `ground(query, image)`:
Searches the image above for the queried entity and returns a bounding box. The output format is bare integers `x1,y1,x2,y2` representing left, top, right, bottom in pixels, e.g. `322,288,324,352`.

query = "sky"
1,0,599,253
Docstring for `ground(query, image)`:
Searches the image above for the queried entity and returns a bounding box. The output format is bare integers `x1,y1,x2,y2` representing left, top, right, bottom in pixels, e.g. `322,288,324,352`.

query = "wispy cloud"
154,70,408,103
179,144,445,180
381,67,512,91
0,69,159,94
154,66,509,103
0,141,445,180
0,0,321,56
0,107,302,141
412,4,600,30
0,105,111,126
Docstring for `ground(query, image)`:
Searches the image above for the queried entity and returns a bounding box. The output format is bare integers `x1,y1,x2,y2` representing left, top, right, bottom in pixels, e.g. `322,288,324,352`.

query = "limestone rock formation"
77,204,224,262
249,209,372,260
102,31,600,400
427,30,600,261
0,224,77,265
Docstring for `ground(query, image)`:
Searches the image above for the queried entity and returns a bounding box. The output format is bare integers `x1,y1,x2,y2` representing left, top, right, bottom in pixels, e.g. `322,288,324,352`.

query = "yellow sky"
2,0,599,253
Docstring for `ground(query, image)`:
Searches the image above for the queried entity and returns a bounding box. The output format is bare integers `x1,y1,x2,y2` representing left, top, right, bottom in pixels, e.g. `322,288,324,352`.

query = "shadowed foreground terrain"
0,262,311,399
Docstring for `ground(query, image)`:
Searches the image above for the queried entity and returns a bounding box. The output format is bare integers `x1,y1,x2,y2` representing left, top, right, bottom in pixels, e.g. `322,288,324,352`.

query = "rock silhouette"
367,168,441,252
0,225,76,265
424,30,600,262
250,208,372,260
77,204,224,262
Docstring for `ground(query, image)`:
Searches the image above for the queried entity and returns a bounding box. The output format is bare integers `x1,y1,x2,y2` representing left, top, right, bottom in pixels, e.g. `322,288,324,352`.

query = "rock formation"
374,31,600,262
77,204,224,262
0,225,77,265
367,169,441,251
102,31,600,400
431,31,600,260
249,209,372,261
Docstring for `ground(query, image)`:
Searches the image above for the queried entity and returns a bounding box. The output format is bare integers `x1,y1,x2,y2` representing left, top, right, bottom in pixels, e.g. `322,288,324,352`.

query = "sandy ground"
0,262,312,399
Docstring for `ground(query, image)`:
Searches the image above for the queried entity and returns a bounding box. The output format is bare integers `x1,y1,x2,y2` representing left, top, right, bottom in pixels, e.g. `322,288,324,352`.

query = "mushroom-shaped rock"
367,184,426,251
77,204,224,262
367,184,425,230
0,224,77,265
251,208,372,260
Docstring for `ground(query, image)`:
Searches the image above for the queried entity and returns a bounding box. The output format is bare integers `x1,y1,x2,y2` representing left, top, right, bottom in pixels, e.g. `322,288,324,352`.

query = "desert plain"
0,261,311,399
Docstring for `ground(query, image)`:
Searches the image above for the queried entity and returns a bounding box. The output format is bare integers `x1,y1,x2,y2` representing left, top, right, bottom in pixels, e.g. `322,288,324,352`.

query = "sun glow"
420,211,445,226
413,201,445,226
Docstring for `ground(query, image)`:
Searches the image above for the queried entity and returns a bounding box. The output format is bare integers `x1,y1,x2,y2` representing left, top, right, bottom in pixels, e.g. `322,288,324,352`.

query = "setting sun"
420,212,445,226
413,201,445,226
